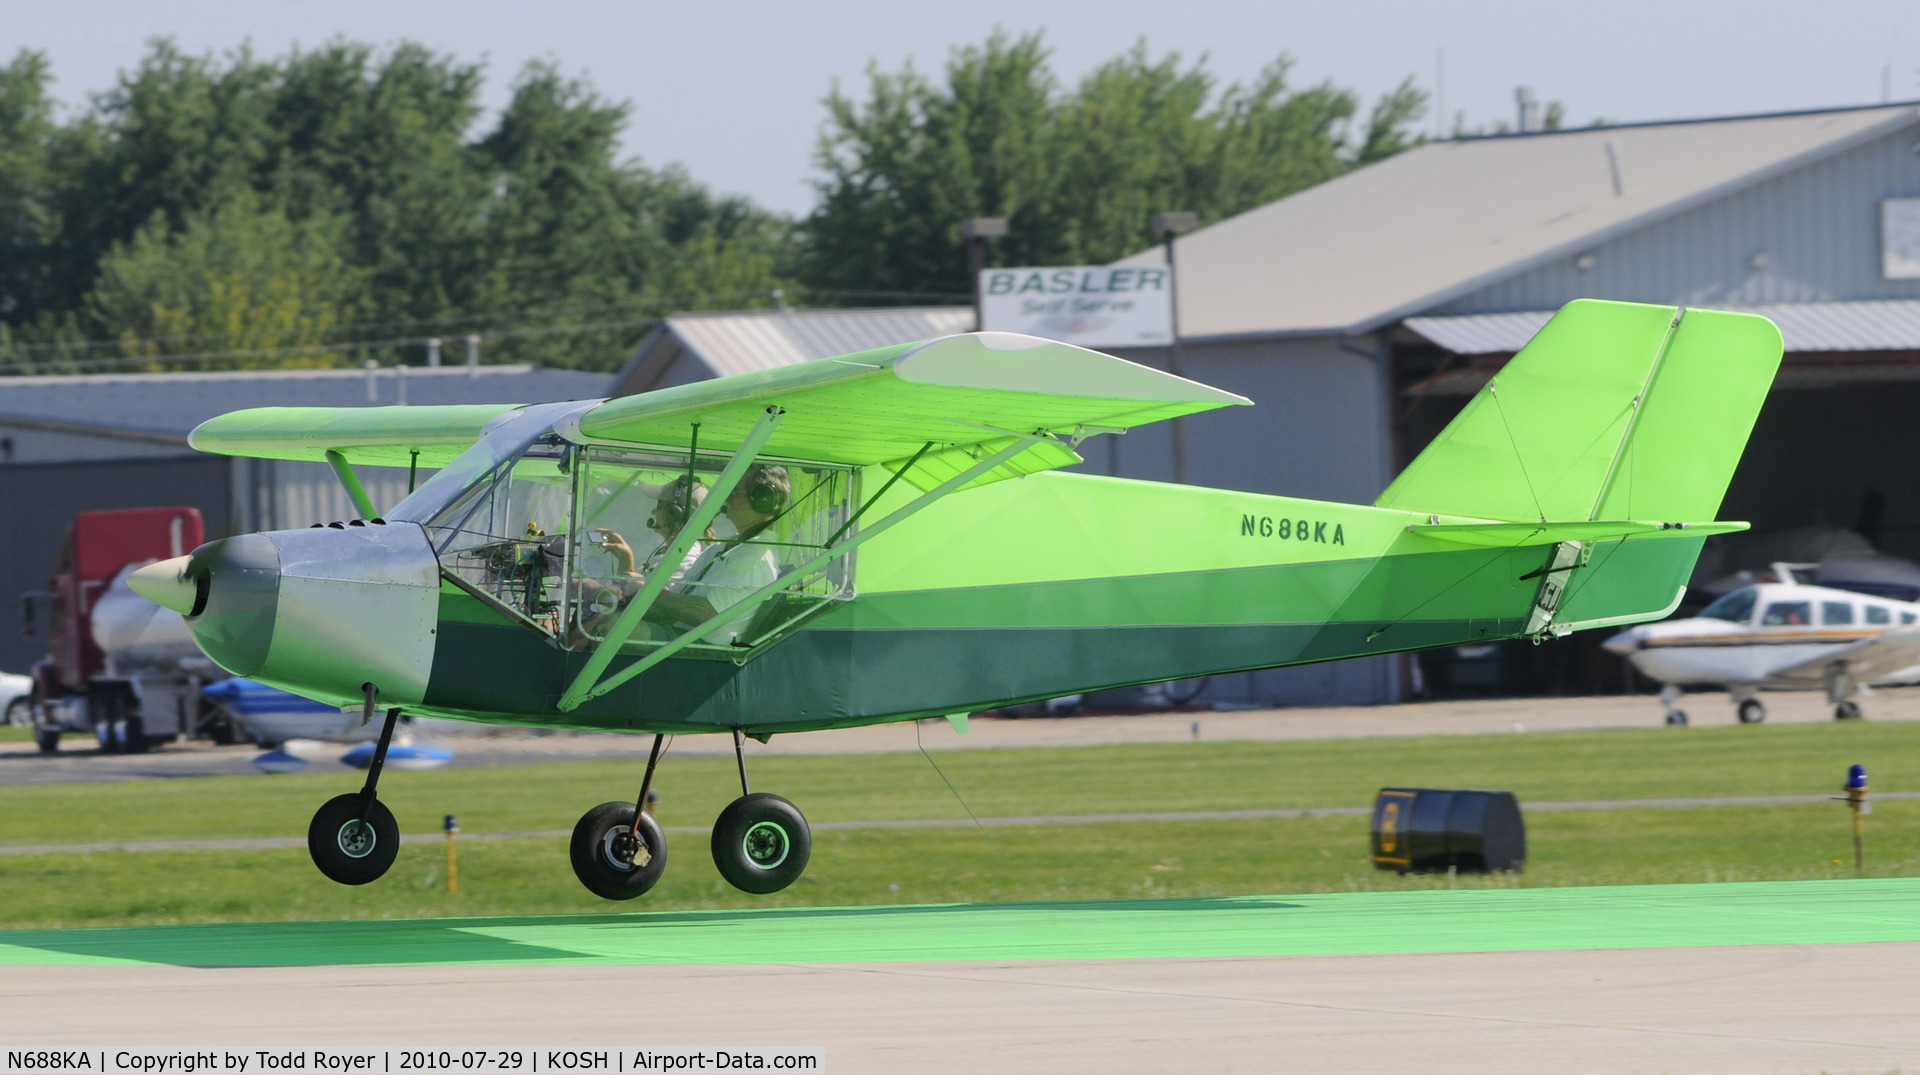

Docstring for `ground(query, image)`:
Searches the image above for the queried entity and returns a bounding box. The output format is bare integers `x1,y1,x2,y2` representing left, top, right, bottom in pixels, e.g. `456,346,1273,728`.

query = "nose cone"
1602,627,1645,656
128,556,197,614
183,533,283,677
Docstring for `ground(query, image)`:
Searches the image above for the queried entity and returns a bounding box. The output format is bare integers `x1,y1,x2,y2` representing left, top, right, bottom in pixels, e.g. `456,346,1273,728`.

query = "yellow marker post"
444,814,459,894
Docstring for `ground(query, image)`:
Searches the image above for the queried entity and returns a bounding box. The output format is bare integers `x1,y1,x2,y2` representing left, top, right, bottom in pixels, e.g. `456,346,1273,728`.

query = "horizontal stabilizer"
1409,519,1750,548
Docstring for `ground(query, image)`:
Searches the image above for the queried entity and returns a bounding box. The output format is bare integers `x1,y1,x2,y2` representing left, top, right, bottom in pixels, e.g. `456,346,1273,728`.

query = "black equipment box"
1371,787,1526,874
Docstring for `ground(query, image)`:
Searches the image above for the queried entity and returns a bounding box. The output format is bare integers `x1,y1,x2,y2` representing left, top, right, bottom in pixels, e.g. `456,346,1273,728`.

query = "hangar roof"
1113,103,1920,340
0,364,612,444
1405,299,1920,355
613,306,976,395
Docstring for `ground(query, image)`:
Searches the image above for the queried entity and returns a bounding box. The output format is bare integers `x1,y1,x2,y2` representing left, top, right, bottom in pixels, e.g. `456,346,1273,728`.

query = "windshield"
386,400,598,525
1699,587,1757,624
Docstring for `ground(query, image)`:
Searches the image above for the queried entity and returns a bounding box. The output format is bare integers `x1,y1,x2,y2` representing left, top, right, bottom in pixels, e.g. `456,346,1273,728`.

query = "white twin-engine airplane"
1604,565,1920,725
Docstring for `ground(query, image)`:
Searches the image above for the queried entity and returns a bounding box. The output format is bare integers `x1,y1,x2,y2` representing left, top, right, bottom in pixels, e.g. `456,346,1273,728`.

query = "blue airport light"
1847,764,1868,790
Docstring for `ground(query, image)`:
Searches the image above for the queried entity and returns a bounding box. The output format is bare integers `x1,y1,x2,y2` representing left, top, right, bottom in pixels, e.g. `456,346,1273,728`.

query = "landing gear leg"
570,733,670,900
1825,662,1865,721
711,727,811,894
1660,684,1688,727
308,683,401,885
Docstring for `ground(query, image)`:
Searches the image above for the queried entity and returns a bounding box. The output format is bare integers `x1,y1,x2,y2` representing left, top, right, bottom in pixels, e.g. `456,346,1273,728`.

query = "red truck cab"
29,508,207,753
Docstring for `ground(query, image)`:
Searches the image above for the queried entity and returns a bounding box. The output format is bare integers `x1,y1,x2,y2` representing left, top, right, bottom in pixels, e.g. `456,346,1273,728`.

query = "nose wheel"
307,684,404,886
309,792,399,884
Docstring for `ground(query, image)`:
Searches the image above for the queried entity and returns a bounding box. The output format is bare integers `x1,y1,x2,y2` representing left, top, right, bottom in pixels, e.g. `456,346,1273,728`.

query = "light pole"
1151,211,1198,483
962,217,1009,330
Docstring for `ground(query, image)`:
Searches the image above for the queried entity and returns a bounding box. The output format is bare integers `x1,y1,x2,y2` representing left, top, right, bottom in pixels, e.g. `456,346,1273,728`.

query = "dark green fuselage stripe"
421,543,1561,732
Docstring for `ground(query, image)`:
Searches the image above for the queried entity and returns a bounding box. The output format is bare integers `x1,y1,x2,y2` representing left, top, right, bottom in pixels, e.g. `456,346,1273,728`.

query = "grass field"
1,719,1913,930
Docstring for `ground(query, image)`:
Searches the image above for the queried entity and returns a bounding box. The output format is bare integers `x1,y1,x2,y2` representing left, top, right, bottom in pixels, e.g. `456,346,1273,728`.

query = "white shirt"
681,541,781,642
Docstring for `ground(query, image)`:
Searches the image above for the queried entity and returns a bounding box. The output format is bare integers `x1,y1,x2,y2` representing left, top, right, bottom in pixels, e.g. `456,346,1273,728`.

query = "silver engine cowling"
132,522,440,707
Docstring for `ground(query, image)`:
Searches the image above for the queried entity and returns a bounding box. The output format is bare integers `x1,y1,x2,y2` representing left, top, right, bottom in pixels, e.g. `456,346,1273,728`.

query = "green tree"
84,191,363,368
803,32,1428,297
0,50,60,324
3,39,794,372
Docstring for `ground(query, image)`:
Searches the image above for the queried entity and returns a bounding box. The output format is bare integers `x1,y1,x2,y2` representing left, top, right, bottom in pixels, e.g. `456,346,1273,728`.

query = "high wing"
570,331,1248,490
189,333,1251,489
1767,628,1920,686
190,403,523,468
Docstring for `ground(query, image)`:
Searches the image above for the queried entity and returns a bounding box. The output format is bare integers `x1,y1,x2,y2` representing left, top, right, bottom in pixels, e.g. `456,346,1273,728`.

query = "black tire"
123,715,150,754
1664,710,1688,726
569,801,668,900
5,698,30,728
1835,701,1864,721
711,793,811,895
1737,699,1765,724
307,792,399,885
34,727,58,754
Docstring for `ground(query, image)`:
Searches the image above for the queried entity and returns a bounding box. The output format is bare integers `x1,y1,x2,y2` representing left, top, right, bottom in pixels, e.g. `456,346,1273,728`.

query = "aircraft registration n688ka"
128,299,1781,899
1605,571,1920,725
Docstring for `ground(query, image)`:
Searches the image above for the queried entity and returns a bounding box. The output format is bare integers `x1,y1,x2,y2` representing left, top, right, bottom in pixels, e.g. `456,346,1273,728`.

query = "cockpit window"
1760,601,1811,627
401,416,862,655
421,441,574,632
387,401,597,526
1699,588,1757,624
565,445,857,657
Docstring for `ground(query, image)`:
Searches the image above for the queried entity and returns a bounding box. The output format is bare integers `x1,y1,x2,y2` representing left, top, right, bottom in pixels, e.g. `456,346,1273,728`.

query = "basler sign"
978,266,1172,348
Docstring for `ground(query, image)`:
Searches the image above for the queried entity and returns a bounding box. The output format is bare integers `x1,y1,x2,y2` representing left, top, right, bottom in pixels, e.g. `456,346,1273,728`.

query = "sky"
10,0,1920,217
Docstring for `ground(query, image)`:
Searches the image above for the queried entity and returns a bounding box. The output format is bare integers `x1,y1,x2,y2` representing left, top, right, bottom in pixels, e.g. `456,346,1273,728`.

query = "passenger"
648,464,790,642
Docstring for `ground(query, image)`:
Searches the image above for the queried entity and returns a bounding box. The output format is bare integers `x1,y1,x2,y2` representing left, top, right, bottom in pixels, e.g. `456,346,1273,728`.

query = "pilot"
595,475,709,580
576,475,711,640
648,463,790,641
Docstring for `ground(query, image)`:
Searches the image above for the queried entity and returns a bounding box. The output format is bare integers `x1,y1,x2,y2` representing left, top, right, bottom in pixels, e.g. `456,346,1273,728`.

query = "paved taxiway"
9,944,1919,1074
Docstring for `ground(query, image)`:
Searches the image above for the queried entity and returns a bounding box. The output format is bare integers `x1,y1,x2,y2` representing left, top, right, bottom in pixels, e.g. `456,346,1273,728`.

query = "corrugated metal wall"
1,456,231,674
232,458,422,533
1434,124,1920,314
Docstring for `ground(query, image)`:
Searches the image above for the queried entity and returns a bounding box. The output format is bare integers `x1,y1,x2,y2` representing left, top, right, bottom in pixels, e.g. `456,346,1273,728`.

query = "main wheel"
1664,710,1688,726
711,793,811,894
1834,700,1864,721
307,793,399,885
5,698,30,727
34,727,58,754
1737,699,1765,724
569,801,668,900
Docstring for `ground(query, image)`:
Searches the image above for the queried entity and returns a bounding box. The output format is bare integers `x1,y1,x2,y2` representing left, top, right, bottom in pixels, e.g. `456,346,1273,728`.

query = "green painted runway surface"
2,878,1915,967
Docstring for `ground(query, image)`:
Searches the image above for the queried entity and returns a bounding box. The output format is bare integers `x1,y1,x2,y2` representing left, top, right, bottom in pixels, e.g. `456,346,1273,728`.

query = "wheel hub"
336,819,376,859
602,826,648,871
742,821,789,869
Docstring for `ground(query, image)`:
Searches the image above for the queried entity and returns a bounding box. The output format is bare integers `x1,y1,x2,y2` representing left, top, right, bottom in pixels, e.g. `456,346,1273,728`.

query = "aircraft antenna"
916,720,988,837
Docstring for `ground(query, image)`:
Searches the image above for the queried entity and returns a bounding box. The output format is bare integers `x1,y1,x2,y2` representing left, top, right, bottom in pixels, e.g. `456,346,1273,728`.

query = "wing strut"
556,434,1039,712
558,407,785,712
325,450,378,519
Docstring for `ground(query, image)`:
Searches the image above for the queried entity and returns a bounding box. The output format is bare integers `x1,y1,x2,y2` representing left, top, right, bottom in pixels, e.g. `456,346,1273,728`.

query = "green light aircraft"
130,298,1781,899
